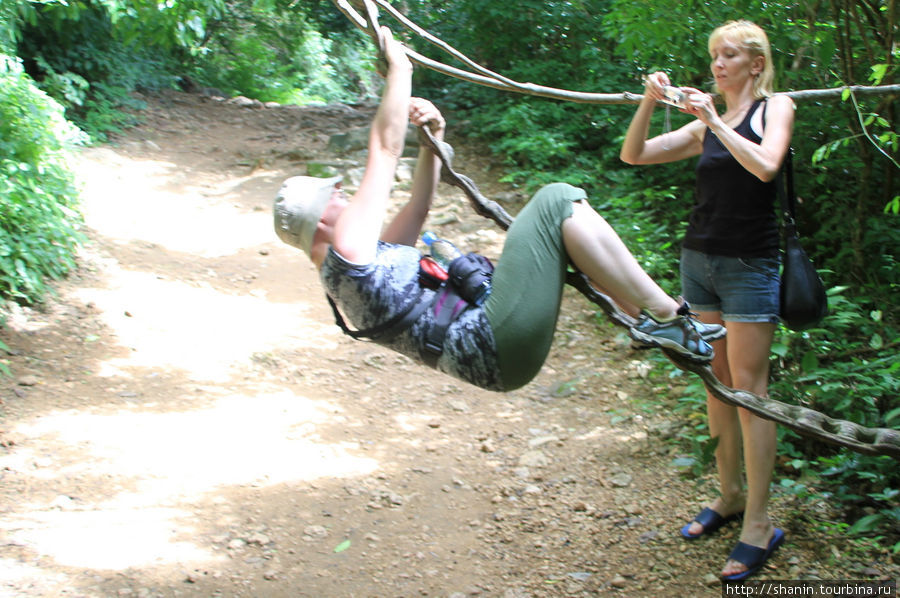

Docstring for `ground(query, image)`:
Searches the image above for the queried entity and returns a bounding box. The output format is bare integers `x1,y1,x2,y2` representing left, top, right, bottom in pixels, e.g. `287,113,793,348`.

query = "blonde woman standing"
620,20,794,581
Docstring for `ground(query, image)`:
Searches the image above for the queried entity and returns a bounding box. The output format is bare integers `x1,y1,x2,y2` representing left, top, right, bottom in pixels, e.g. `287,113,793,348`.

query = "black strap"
422,287,467,367
762,100,797,226
779,149,797,222
328,286,468,367
326,288,430,342
774,147,797,232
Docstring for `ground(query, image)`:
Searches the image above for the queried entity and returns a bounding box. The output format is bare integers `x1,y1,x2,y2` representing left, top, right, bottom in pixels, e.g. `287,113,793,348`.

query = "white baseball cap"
273,175,342,258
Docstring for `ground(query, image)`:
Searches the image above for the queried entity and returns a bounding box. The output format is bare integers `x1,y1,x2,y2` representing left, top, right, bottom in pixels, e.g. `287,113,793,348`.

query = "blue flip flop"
680,507,743,540
721,528,786,581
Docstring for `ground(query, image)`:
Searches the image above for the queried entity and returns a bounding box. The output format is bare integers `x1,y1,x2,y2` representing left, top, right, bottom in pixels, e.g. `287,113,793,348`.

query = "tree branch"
332,0,900,105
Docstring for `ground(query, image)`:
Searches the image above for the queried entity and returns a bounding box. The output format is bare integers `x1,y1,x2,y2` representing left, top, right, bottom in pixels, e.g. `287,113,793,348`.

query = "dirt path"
0,90,896,597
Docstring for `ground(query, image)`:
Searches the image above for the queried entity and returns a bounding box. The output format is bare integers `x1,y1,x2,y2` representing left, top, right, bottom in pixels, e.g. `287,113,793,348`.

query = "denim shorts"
680,248,781,324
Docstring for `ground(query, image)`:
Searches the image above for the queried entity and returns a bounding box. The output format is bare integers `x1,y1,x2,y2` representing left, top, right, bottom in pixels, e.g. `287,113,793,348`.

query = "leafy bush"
0,1,16,55
768,289,900,548
0,55,85,305
190,12,375,105
16,3,165,140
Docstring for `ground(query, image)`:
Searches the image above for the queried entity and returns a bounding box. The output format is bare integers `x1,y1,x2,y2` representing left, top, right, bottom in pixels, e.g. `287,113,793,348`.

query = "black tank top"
683,99,779,258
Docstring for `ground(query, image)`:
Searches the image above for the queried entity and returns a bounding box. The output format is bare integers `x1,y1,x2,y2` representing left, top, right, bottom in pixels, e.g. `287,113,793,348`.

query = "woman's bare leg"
722,321,777,577
686,315,746,537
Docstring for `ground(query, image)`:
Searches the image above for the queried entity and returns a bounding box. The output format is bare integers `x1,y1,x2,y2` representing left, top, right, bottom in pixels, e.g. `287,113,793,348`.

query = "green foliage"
604,0,815,91
0,1,17,55
771,288,898,435
17,2,168,139
773,304,897,437
811,452,900,547
13,0,373,140
767,290,898,544
188,2,375,105
0,55,84,305
405,0,643,196
471,100,581,188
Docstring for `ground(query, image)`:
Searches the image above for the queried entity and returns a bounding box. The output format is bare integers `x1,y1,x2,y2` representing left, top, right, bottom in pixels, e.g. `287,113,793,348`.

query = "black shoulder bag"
776,148,828,330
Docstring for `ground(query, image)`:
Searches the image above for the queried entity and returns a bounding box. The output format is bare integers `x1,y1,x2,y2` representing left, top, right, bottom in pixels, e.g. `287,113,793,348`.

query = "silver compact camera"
661,86,687,109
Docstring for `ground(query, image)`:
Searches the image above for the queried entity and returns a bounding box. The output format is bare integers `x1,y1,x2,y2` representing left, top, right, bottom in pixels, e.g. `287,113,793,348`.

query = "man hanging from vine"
273,26,724,392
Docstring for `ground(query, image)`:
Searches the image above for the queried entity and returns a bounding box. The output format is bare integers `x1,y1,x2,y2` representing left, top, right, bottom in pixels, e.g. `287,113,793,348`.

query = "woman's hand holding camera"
642,71,671,104
680,89,719,126
643,70,719,124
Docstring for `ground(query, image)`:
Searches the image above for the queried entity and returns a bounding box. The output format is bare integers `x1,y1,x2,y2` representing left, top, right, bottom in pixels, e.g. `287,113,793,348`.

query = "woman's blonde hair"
708,20,775,98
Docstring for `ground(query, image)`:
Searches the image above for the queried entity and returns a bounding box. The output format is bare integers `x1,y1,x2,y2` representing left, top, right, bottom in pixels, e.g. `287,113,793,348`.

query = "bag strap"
777,148,798,225
326,288,430,342
422,287,468,367
762,100,798,226
328,285,469,367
